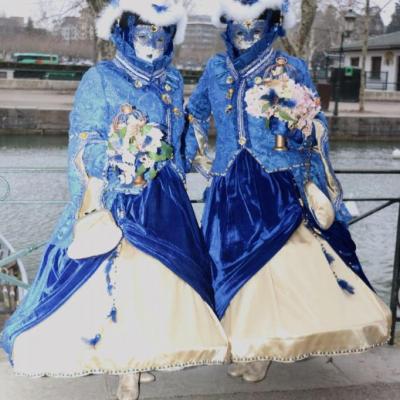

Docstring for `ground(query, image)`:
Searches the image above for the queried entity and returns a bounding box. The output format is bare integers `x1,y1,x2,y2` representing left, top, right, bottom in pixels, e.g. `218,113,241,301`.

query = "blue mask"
133,24,173,63
229,19,267,51
227,11,278,54
119,14,175,63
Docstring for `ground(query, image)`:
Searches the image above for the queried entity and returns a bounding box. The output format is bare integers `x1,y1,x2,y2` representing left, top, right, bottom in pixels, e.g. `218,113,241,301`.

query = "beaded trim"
13,359,225,378
210,148,305,177
231,338,391,364
226,47,275,78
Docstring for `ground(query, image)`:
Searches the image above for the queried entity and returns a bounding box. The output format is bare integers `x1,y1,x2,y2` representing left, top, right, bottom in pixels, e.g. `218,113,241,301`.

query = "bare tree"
85,0,113,61
86,0,107,14
281,0,318,59
35,0,196,61
359,0,370,112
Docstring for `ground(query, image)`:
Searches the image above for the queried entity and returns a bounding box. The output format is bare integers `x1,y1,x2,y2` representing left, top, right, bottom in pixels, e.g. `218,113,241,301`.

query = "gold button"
165,84,172,92
173,107,181,116
151,25,158,33
188,114,195,122
254,76,262,85
162,94,172,104
276,56,288,66
80,132,88,140
134,80,143,88
225,104,233,113
121,104,133,114
238,137,247,145
226,88,234,99
226,76,234,84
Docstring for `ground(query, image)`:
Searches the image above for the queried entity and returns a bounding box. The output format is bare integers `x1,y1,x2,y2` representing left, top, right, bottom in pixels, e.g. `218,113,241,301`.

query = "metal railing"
0,232,29,315
316,68,398,92
0,167,399,344
334,169,400,346
365,71,389,91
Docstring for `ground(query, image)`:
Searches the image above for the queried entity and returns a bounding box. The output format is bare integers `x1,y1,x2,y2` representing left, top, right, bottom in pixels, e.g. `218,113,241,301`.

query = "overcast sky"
0,0,397,25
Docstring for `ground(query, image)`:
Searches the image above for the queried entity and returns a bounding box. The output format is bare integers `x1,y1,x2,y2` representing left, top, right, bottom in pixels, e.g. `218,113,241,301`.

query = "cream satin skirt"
13,240,229,377
222,223,392,363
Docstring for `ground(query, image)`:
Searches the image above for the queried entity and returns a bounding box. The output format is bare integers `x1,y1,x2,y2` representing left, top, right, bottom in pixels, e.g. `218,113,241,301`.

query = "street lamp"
333,9,357,117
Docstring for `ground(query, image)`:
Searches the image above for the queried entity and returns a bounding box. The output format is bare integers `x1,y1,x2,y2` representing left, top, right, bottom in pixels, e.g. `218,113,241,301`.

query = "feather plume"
212,0,296,31
96,0,187,44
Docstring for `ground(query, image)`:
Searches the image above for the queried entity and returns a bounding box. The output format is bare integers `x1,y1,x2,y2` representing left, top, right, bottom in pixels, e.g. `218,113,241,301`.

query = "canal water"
0,135,400,306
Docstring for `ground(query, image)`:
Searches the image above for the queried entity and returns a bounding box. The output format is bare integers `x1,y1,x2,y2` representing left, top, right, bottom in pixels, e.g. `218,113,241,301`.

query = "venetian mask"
133,24,172,63
228,19,268,51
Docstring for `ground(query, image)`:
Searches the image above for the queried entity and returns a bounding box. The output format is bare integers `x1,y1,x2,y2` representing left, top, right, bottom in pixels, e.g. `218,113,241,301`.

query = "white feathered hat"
212,0,296,31
96,0,188,45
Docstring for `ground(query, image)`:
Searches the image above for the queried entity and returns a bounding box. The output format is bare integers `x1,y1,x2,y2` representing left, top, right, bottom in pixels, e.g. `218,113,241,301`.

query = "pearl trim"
210,148,306,177
13,359,225,378
232,338,391,364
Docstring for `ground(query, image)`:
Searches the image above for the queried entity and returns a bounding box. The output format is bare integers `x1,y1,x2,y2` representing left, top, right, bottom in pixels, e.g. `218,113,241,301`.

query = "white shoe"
140,372,155,384
227,363,247,378
242,361,272,383
116,374,140,400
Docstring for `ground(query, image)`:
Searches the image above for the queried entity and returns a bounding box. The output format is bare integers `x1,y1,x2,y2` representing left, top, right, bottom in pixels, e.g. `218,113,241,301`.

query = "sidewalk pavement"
0,88,398,118
326,101,400,118
0,90,73,110
1,344,400,400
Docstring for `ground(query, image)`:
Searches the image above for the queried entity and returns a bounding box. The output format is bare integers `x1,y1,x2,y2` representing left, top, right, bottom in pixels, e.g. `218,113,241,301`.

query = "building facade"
332,31,400,91
56,8,95,42
175,15,224,70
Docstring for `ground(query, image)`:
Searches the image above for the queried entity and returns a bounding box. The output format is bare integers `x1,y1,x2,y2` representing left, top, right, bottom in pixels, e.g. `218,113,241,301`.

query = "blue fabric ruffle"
306,216,374,292
0,245,112,362
203,150,373,320
1,163,214,363
202,150,303,319
111,163,215,308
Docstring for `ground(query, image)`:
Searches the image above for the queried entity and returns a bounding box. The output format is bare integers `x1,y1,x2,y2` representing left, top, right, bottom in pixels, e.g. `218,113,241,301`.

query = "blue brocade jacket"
1,39,215,362
184,38,351,225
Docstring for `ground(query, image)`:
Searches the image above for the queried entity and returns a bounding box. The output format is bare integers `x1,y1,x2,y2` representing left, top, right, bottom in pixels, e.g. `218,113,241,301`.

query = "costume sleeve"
69,67,109,180
184,64,213,177
300,60,352,224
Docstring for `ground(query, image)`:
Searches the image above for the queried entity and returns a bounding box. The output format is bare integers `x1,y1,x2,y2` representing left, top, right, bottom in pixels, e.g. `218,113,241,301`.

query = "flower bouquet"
107,104,173,188
245,65,321,149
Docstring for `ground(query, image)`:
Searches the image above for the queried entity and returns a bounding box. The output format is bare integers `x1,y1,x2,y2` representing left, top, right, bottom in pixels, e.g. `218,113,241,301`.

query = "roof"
332,31,400,52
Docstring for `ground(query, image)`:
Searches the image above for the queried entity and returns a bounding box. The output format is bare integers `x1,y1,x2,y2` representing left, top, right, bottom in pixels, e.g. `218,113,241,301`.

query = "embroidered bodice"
185,39,351,224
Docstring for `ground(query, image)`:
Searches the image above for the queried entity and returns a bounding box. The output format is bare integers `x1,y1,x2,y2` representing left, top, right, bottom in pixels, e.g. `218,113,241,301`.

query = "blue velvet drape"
203,150,303,319
1,164,214,363
203,150,373,319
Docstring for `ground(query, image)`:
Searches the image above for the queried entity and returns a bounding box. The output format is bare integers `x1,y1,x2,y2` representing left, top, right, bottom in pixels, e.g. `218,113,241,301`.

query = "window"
371,56,382,79
350,57,359,67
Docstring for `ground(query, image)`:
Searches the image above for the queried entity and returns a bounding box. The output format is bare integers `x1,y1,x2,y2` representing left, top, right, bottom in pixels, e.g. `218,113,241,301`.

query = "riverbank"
0,89,399,139
1,343,400,400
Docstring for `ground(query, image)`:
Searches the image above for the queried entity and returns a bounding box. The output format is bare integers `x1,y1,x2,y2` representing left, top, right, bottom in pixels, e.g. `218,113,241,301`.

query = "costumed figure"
184,0,391,383
1,1,228,399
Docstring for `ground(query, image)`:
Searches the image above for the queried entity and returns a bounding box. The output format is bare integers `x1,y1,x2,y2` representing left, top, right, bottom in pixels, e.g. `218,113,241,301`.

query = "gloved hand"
269,116,317,146
269,116,290,137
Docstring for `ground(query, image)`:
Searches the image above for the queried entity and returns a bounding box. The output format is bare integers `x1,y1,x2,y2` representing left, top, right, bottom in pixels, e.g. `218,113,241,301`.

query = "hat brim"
96,0,187,45
211,0,296,30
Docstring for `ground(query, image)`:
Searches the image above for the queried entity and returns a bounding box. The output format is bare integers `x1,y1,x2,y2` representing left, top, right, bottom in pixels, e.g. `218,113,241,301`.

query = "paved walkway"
326,101,400,118
0,89,399,118
0,90,73,110
1,343,400,400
